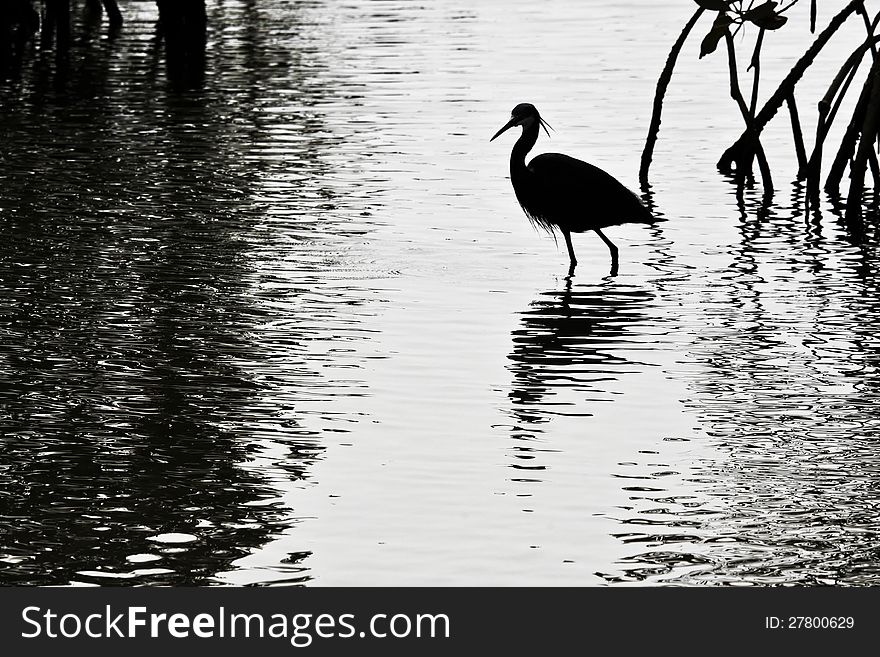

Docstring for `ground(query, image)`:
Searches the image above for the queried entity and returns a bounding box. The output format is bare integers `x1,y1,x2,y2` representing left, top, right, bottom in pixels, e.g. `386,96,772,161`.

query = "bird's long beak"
490,116,519,142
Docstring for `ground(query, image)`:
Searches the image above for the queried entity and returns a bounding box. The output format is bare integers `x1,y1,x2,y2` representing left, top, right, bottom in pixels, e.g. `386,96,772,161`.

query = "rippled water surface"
2,0,880,586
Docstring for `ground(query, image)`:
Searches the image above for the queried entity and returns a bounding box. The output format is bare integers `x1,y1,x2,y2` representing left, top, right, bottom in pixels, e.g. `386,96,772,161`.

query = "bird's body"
492,103,653,275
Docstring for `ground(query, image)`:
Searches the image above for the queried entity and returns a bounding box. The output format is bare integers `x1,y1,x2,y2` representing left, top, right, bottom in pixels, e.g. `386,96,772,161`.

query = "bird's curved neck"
510,121,539,173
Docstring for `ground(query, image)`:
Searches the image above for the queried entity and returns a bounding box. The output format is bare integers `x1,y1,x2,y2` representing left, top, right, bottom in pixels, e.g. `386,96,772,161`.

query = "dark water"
0,0,380,585
2,0,880,586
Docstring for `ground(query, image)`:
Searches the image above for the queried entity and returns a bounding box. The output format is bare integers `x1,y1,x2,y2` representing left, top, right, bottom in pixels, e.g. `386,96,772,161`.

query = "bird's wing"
527,153,652,227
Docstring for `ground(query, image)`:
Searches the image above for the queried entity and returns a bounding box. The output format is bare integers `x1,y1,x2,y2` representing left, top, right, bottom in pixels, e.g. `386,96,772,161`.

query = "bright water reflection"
2,0,880,586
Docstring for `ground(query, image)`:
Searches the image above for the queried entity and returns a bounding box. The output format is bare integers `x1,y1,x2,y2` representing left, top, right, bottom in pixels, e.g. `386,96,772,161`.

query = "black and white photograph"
0,0,876,651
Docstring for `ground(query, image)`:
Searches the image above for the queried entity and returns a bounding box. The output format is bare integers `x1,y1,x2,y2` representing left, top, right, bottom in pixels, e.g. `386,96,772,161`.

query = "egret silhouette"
491,103,654,275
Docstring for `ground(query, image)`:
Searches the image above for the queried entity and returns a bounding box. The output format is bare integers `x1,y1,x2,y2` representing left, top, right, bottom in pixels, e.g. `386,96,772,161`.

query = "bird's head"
490,103,553,141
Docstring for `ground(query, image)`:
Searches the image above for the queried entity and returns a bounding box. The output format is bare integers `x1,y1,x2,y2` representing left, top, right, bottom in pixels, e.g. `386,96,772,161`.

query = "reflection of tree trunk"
0,1,38,78
103,0,123,27
86,0,124,27
157,0,207,89
42,0,71,53
42,0,71,71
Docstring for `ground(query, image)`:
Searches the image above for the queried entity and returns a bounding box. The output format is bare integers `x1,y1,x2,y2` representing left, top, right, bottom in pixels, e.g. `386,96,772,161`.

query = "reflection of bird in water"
507,279,653,427
491,103,655,276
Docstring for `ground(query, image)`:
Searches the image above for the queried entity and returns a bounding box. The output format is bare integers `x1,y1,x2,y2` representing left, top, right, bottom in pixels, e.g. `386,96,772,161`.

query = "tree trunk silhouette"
639,7,704,187
717,0,863,180
786,94,808,173
845,58,880,228
826,57,877,195
804,19,880,202
724,31,772,193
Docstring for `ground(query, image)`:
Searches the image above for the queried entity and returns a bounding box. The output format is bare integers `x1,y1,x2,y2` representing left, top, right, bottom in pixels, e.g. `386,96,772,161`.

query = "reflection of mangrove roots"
157,0,207,88
86,0,123,27
0,1,39,77
2,0,122,79
103,0,123,28
42,0,71,57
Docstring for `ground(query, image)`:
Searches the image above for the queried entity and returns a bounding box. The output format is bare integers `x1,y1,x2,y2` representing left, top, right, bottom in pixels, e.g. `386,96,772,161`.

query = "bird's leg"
594,228,619,276
562,230,577,268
